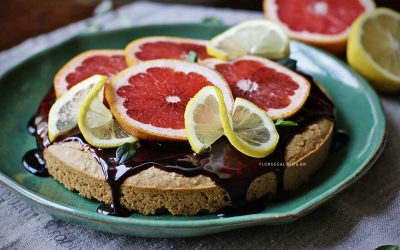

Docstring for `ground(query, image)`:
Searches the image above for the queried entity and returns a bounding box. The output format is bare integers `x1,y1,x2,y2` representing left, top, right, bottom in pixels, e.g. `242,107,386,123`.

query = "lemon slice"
78,76,137,148
48,75,105,142
207,19,290,60
347,8,400,92
184,86,231,153
224,98,279,158
185,86,279,158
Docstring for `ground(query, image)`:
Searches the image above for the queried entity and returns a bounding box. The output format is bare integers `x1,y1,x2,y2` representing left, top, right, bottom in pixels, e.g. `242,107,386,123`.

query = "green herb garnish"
275,118,298,127
202,16,223,25
116,142,137,164
187,51,198,63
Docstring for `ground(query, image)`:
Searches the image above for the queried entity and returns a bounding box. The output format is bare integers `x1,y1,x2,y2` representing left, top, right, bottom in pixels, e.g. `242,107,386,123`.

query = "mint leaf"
116,143,137,164
187,51,198,63
277,58,297,70
202,16,223,25
275,118,298,127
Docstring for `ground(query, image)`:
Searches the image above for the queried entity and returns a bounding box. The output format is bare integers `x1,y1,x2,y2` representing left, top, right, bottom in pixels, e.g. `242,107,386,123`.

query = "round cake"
43,118,333,215
27,48,336,216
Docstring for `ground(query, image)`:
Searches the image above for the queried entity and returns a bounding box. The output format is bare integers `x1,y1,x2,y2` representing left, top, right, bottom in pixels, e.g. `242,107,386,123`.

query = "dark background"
0,0,399,51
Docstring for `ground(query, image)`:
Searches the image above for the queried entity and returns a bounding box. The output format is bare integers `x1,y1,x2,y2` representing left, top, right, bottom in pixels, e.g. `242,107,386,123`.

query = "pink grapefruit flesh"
117,67,213,129
135,41,210,61
54,50,127,97
106,59,234,141
125,37,212,65
275,0,366,35
207,56,310,119
264,0,375,53
65,55,126,89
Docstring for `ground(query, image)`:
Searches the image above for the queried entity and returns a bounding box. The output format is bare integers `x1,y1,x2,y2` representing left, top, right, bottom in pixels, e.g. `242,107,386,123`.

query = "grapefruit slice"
54,50,127,97
105,59,234,141
264,0,375,53
125,36,211,65
204,56,310,120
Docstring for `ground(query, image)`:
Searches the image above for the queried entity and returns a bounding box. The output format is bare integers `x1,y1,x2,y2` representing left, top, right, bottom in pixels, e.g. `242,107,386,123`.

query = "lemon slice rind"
184,86,230,153
48,75,106,142
347,8,400,91
78,76,137,148
185,86,279,158
224,98,279,158
207,19,290,60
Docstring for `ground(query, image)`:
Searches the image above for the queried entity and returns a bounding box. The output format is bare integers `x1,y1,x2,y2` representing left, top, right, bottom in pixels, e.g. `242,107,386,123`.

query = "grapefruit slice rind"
106,59,234,141
54,49,127,98
264,0,375,53
206,55,310,120
125,36,211,66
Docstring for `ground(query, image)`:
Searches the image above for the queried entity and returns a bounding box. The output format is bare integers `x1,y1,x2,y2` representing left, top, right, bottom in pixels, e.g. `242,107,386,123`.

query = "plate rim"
0,23,387,230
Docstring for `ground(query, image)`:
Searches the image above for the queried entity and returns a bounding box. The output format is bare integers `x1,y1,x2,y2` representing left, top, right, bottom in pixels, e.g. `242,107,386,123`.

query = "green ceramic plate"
0,24,386,238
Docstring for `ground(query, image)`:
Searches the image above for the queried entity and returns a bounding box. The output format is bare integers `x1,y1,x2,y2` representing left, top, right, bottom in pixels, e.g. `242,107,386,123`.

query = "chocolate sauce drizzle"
22,149,48,177
23,72,345,217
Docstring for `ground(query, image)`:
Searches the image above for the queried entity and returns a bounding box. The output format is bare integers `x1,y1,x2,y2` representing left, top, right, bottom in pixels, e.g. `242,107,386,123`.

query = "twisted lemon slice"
185,86,279,158
78,76,137,148
48,75,105,142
